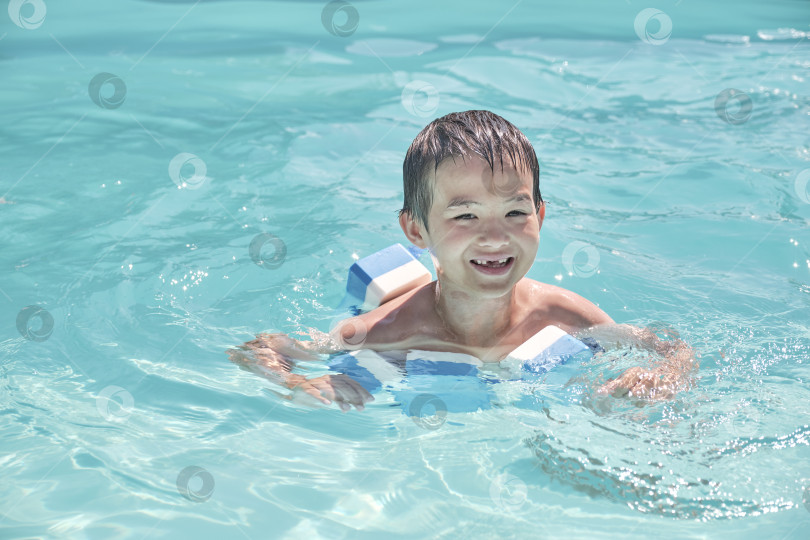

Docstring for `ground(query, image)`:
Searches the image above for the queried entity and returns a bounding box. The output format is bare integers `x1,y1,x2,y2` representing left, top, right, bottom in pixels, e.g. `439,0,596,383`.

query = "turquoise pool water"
2,0,810,537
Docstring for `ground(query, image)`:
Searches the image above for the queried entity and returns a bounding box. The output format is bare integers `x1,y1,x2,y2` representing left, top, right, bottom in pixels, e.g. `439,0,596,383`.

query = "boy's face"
400,154,545,299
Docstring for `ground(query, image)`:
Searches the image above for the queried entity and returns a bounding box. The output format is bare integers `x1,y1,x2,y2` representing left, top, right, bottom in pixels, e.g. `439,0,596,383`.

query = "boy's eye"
453,211,527,221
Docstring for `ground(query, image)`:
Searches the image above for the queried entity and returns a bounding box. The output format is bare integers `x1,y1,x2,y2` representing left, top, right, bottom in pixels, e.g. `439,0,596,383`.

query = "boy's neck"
431,280,516,347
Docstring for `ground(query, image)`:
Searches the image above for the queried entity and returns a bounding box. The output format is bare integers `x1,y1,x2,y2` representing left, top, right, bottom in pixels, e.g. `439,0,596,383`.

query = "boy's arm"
581,323,698,400
551,289,697,400
227,326,374,411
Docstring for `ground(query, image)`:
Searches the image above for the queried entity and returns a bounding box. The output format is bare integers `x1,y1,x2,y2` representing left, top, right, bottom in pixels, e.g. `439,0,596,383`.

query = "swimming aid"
327,325,601,413
338,243,432,315
329,244,603,414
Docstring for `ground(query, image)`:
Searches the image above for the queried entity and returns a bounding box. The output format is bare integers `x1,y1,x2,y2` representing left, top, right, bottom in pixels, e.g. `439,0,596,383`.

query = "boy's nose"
477,222,509,247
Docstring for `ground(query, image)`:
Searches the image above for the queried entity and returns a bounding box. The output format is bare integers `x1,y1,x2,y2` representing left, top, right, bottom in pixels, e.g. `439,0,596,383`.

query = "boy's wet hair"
399,110,542,233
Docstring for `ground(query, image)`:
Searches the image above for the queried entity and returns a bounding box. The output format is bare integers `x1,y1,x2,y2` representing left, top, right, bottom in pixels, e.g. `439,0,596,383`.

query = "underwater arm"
227,333,317,388
227,329,374,411
586,323,698,400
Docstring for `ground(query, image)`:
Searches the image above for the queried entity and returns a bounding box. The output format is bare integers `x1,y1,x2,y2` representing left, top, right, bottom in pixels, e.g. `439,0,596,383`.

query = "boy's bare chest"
366,302,560,363
356,279,583,362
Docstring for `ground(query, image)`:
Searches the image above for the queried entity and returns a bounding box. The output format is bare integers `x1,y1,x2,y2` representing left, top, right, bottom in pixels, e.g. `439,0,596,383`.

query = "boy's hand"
580,323,697,401
228,345,292,374
229,335,375,411
598,366,678,401
247,332,323,361
286,373,374,412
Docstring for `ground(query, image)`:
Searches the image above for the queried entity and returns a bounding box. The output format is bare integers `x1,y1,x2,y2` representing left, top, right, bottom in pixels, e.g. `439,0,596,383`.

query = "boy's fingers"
336,399,365,412
331,375,371,405
599,368,647,397
309,381,338,402
308,378,367,409
598,367,680,401
291,375,374,411
356,384,374,402
336,385,364,407
353,382,375,403
290,379,331,404
305,388,331,405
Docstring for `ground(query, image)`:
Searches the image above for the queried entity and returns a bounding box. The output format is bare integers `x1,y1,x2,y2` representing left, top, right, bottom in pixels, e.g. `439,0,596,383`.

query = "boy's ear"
399,212,427,248
537,202,546,230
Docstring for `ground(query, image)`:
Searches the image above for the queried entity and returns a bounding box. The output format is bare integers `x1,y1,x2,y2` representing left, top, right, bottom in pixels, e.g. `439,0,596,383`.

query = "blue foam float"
328,244,602,415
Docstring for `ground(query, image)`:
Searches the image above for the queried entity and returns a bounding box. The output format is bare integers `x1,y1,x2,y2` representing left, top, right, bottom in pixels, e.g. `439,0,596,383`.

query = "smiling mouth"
470,257,514,269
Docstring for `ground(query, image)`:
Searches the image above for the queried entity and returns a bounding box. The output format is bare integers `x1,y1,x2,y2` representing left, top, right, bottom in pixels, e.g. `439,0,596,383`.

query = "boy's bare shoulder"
335,283,441,350
334,279,613,351
520,278,614,330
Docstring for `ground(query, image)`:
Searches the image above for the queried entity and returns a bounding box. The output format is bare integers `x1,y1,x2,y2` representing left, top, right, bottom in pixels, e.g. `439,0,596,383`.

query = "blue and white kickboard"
329,243,602,415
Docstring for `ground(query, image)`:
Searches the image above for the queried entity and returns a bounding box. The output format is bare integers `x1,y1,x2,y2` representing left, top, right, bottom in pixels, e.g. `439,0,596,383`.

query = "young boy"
230,111,695,412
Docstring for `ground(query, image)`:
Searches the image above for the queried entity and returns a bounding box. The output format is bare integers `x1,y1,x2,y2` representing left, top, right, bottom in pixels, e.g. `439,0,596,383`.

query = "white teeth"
473,258,510,265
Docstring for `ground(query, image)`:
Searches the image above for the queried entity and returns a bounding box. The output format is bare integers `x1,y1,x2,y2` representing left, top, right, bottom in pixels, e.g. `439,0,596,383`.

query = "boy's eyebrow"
445,193,532,209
